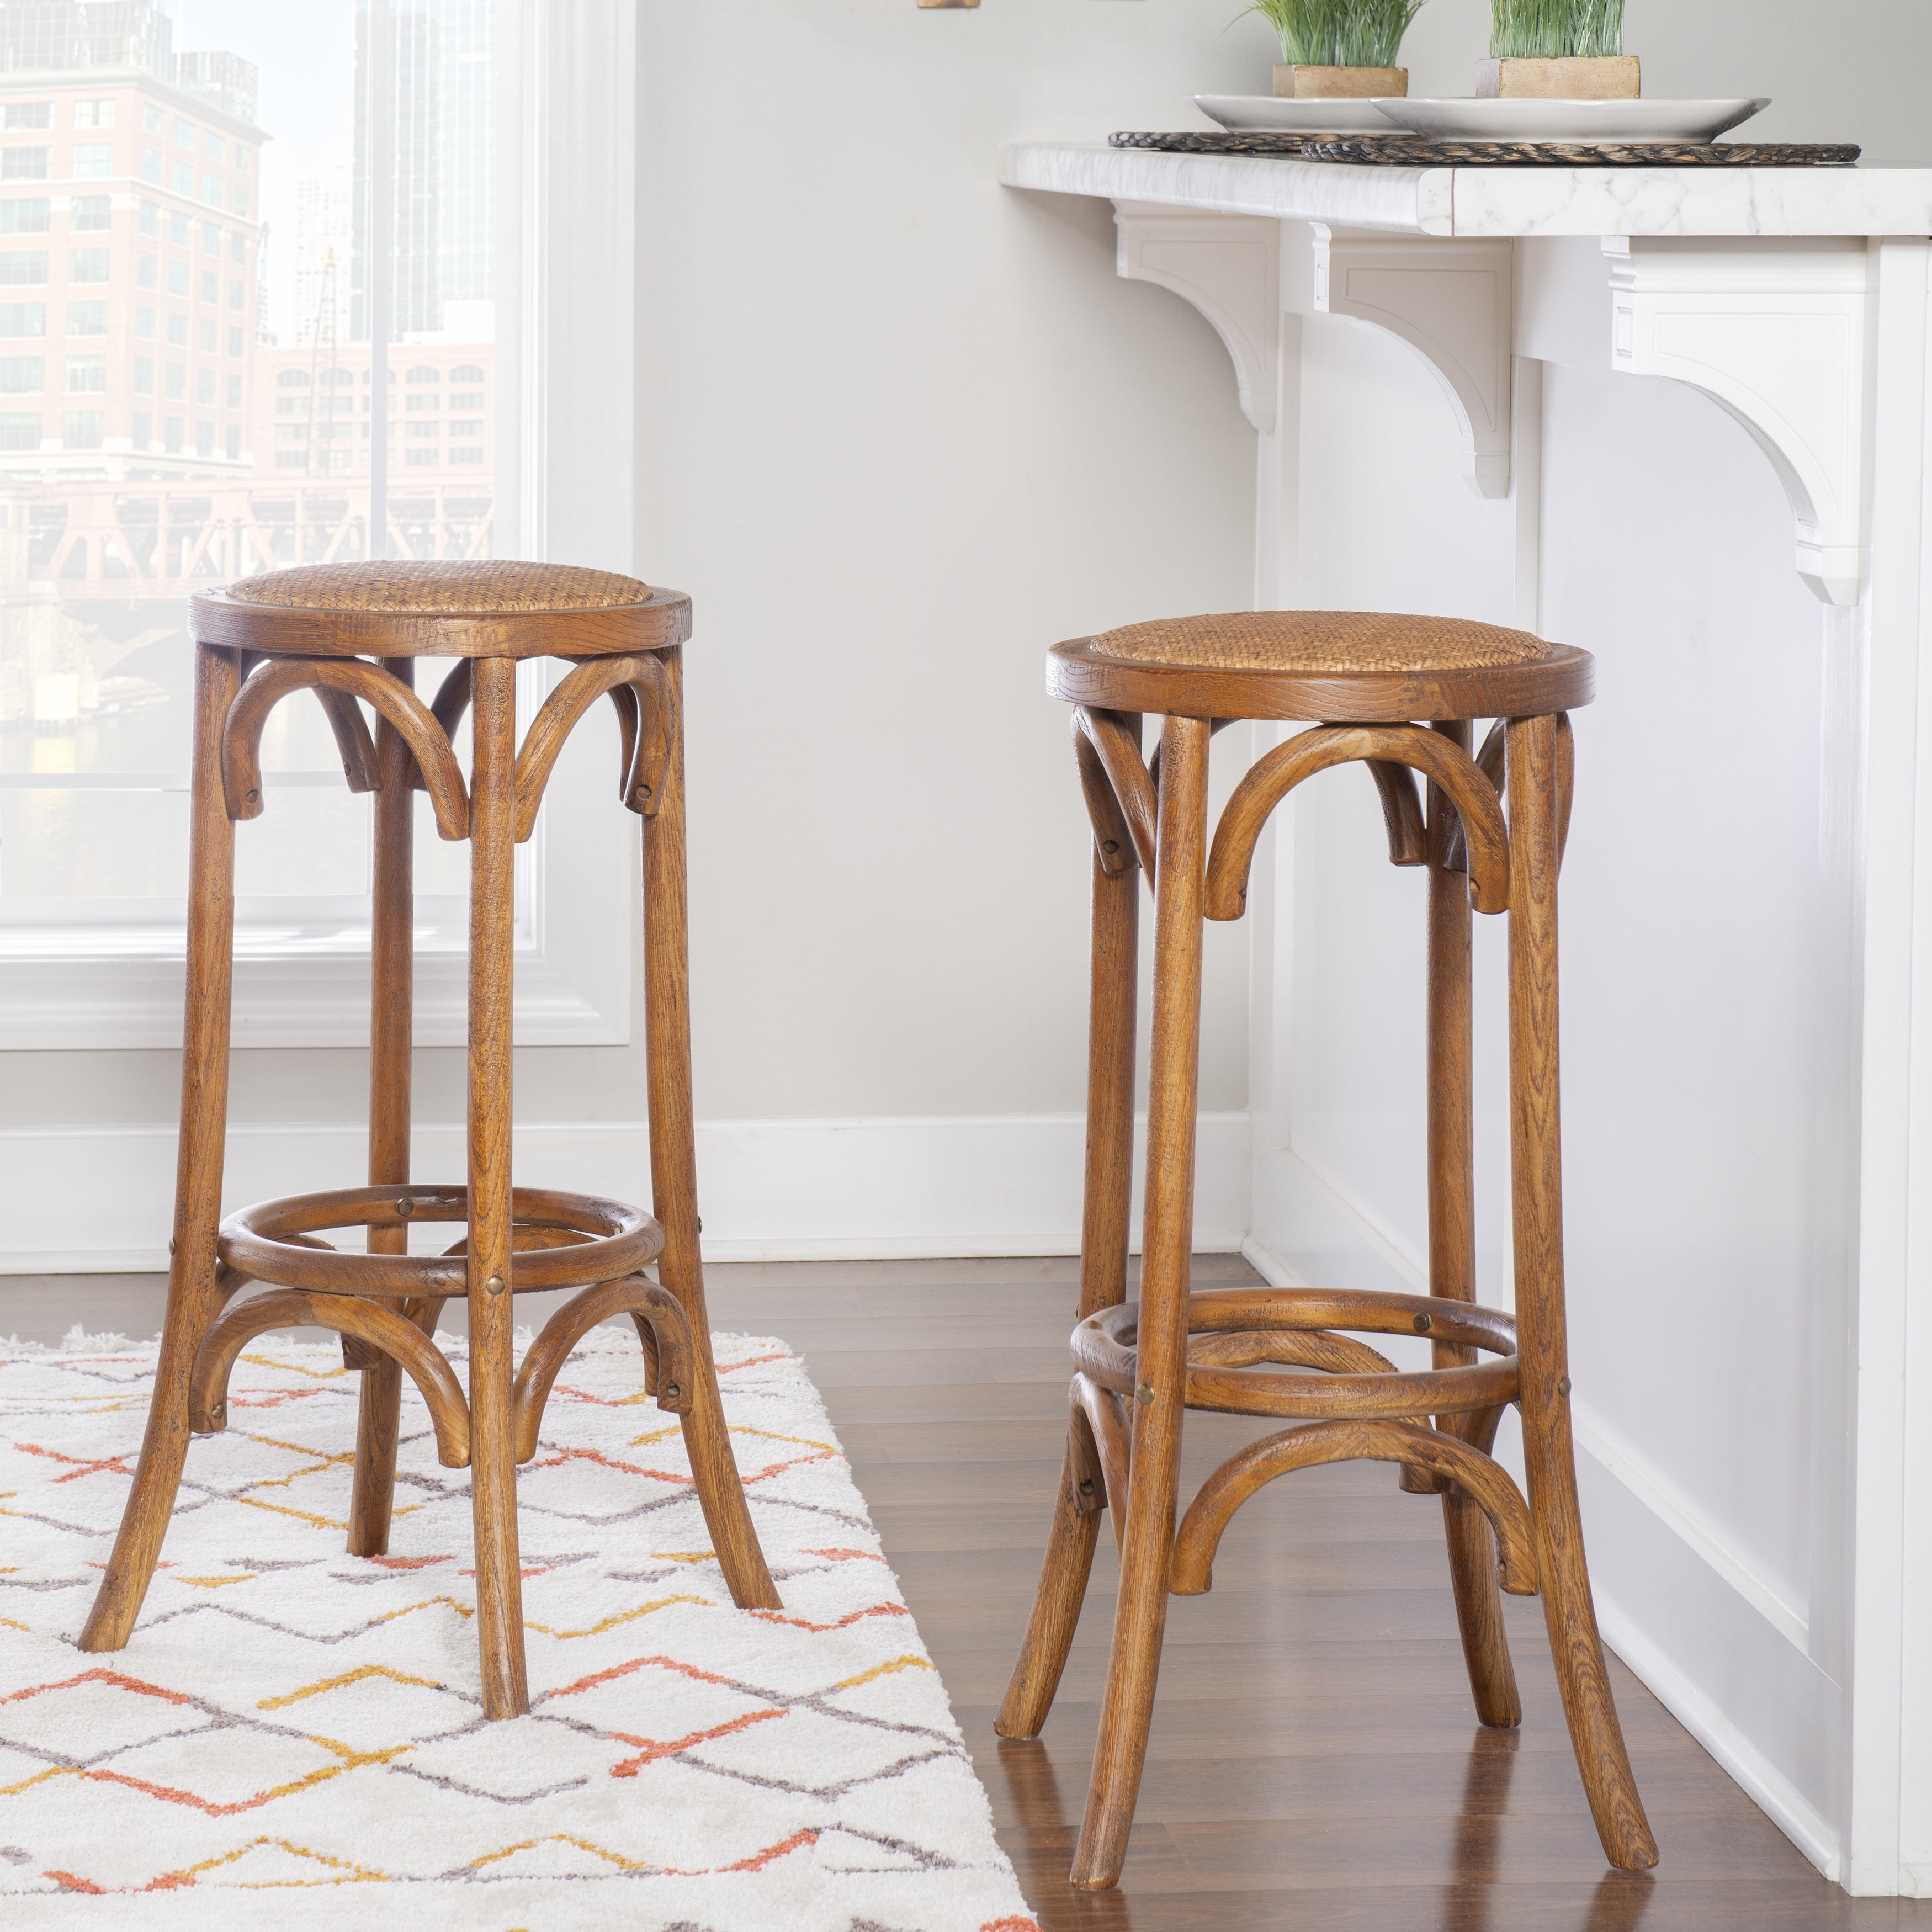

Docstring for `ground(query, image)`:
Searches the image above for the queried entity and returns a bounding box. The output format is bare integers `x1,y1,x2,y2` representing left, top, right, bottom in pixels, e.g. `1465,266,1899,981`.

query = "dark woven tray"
1110,130,1861,167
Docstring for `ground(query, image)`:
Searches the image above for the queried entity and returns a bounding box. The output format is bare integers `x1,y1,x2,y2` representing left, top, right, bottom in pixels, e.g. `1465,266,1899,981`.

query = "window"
64,301,106,336
278,369,310,388
226,374,242,408
235,146,253,174
164,364,184,399
71,145,112,181
75,102,116,131
204,132,225,161
449,420,482,437
0,410,38,448
169,212,188,246
197,319,216,352
276,398,306,416
133,357,153,395
138,200,158,235
203,175,222,208
450,364,485,382
200,270,219,302
131,410,150,447
230,233,247,263
136,252,157,289
274,450,305,468
163,414,182,452
141,148,161,184
0,199,49,233
4,105,51,132
0,355,41,392
167,262,188,295
406,365,440,384
0,251,45,285
226,326,242,355
172,162,193,196
405,448,440,465
166,314,187,345
134,305,154,338
203,222,220,254
0,302,45,336
4,149,51,181
225,424,241,458
449,446,485,464
450,392,484,409
71,196,109,230
174,119,194,148
65,355,105,394
231,185,250,216
274,422,306,440
195,420,214,456
406,394,439,410
229,279,245,310
195,368,216,405
406,420,440,437
142,106,164,135
68,250,109,284
61,409,102,448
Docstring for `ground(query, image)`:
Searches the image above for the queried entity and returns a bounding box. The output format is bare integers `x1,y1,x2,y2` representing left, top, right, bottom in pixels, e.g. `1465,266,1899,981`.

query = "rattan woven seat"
227,559,651,614
1089,609,1549,673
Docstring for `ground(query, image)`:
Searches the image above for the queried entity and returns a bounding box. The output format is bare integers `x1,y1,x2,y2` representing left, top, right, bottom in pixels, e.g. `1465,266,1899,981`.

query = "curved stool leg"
1426,720,1521,1729
643,646,781,1612
1073,714,1211,1891
349,671,417,1558
80,644,242,1652
468,656,529,1719
1508,714,1655,1869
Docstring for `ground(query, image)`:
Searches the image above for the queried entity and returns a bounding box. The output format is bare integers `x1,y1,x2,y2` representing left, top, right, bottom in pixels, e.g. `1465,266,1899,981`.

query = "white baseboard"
0,1111,1251,1273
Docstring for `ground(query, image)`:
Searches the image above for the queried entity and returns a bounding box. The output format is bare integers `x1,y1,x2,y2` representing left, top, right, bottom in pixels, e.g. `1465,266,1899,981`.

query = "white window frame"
0,0,638,1052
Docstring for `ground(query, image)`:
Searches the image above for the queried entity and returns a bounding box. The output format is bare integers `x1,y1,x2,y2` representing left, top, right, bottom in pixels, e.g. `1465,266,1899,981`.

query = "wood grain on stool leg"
80,644,242,1652
1507,710,1655,1870
1427,717,1521,1730
1071,712,1211,1892
467,654,527,1718
999,721,1143,1741
643,646,781,1612
349,660,416,1559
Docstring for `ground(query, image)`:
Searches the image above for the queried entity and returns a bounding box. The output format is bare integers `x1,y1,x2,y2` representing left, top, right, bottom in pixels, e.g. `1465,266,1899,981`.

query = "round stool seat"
1048,607,1594,723
190,558,690,658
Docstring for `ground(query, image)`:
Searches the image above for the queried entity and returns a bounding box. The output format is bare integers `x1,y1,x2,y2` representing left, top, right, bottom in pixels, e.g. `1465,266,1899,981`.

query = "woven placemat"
1110,130,1861,167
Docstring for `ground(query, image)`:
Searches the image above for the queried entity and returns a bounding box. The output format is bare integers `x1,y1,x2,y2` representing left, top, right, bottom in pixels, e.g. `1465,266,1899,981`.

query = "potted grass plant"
1243,0,1428,100
1478,0,1637,98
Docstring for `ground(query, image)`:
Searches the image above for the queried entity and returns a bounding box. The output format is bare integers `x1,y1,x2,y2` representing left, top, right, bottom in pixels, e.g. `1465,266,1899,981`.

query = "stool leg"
349,664,416,1559
1427,720,1521,1729
81,644,241,1652
997,793,1143,1742
1071,713,1211,1892
642,647,781,1611
1506,712,1656,1870
467,655,528,1718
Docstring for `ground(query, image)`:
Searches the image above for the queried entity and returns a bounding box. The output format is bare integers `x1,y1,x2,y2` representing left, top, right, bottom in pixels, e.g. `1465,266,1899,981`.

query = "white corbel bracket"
1113,201,1280,434
1310,225,1515,500
1605,236,1874,608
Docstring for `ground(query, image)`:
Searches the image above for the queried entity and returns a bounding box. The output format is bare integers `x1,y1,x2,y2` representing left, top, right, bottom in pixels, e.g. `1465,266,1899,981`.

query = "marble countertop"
999,142,1932,238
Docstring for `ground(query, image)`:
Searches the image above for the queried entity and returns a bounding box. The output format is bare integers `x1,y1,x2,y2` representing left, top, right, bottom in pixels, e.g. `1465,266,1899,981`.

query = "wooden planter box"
1273,65,1408,99
1475,56,1640,99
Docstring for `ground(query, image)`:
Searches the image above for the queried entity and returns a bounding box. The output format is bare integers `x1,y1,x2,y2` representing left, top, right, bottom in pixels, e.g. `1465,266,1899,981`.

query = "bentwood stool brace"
78,560,781,1718
995,611,1657,1889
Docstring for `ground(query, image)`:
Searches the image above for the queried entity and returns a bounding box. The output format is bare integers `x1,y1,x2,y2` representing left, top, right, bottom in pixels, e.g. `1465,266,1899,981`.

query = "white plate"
1370,97,1771,144
1191,95,1404,137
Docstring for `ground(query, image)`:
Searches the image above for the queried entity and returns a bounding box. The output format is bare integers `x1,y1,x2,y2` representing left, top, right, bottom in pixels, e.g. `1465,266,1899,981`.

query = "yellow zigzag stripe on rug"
257,1665,448,1711
240,1350,350,1382
525,1591,708,1639
834,1654,936,1692
161,1837,388,1887
470,1833,647,1874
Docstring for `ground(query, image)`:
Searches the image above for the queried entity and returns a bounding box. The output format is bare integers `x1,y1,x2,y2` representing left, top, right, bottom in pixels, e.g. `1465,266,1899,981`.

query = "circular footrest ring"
219,1184,662,1301
1072,1285,1518,1421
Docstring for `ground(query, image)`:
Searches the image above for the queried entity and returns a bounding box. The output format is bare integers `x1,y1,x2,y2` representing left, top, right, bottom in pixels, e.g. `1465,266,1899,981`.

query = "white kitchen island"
1002,141,1932,1897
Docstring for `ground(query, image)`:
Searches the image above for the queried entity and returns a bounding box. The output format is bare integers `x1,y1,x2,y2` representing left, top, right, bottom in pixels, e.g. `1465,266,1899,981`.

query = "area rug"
0,1323,1039,1931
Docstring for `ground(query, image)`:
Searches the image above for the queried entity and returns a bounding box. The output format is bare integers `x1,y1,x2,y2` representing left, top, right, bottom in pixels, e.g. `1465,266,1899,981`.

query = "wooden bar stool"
78,560,781,1718
996,612,1657,1888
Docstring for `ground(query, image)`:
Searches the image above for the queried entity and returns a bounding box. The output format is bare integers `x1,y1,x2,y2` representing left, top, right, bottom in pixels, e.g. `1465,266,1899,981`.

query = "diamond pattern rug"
0,1323,1039,1930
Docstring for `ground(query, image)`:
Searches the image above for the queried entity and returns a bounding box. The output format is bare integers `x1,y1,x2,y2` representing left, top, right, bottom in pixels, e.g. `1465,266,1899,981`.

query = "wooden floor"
9,1255,1926,1931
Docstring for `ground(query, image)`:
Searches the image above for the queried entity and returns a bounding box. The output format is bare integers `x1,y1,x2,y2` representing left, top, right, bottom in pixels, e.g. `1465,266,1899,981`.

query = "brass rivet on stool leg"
635,783,652,803
1102,840,1119,854
664,1382,680,1400
1558,1375,1572,1398
1135,1382,1155,1406
485,1275,506,1297
245,788,259,804
1413,1313,1432,1334
167,1237,177,1256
